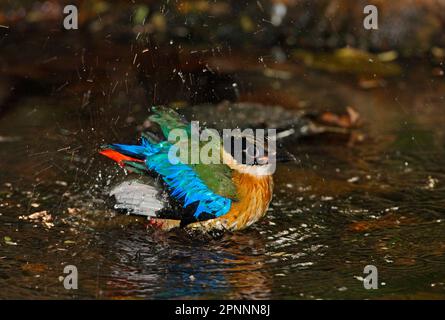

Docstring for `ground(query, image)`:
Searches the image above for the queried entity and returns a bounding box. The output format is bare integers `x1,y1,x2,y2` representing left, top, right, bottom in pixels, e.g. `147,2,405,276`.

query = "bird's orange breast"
187,171,273,232
223,171,273,230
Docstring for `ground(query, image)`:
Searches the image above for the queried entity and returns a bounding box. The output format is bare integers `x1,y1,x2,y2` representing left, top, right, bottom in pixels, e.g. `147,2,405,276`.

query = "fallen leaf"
4,236,17,245
318,106,360,128
19,210,54,228
21,263,47,273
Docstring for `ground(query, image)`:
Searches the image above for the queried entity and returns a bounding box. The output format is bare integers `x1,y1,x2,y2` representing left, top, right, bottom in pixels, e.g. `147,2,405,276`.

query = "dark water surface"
1,40,445,299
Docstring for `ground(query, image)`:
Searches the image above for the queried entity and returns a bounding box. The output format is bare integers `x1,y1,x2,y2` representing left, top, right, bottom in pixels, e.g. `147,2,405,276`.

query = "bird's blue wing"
106,139,232,218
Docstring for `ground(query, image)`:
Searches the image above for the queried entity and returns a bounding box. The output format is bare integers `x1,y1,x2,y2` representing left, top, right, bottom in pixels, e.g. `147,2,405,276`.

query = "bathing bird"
100,106,292,236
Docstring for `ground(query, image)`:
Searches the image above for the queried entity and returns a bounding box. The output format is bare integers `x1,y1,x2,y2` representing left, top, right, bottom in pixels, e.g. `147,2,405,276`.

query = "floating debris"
4,236,17,246
19,211,54,229
423,176,439,190
347,177,360,183
55,181,68,187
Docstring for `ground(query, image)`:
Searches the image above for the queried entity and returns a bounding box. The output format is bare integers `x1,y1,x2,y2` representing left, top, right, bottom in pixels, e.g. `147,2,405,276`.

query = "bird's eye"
245,144,259,157
245,142,266,166
223,134,267,166
245,144,260,165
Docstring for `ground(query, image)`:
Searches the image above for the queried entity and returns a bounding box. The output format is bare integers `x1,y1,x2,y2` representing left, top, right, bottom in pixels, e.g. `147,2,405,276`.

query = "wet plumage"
100,106,275,235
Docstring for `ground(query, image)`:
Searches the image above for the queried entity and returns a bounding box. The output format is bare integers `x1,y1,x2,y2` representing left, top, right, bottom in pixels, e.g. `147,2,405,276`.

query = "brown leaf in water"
19,210,54,229
318,106,360,128
21,263,47,273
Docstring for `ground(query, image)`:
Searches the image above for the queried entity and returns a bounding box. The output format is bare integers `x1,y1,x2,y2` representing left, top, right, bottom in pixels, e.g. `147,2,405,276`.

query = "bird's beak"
255,145,296,165
275,148,296,163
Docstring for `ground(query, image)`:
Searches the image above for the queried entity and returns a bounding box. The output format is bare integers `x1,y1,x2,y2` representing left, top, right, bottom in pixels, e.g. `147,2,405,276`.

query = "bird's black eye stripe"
224,135,266,166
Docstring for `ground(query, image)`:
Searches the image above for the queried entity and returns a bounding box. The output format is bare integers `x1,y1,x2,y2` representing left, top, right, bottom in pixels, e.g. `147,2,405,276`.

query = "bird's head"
221,130,295,177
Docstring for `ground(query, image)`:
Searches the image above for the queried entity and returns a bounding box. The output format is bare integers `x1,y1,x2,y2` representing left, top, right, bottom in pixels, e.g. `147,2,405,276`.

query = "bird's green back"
149,106,238,200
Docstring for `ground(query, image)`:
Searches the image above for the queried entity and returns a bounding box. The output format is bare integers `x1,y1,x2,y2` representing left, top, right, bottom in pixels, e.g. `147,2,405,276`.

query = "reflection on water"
1,44,445,299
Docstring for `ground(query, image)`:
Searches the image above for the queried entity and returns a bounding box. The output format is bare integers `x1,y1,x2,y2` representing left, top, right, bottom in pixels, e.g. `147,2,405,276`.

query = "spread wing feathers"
149,106,190,138
110,180,167,216
101,138,232,218
148,106,237,200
